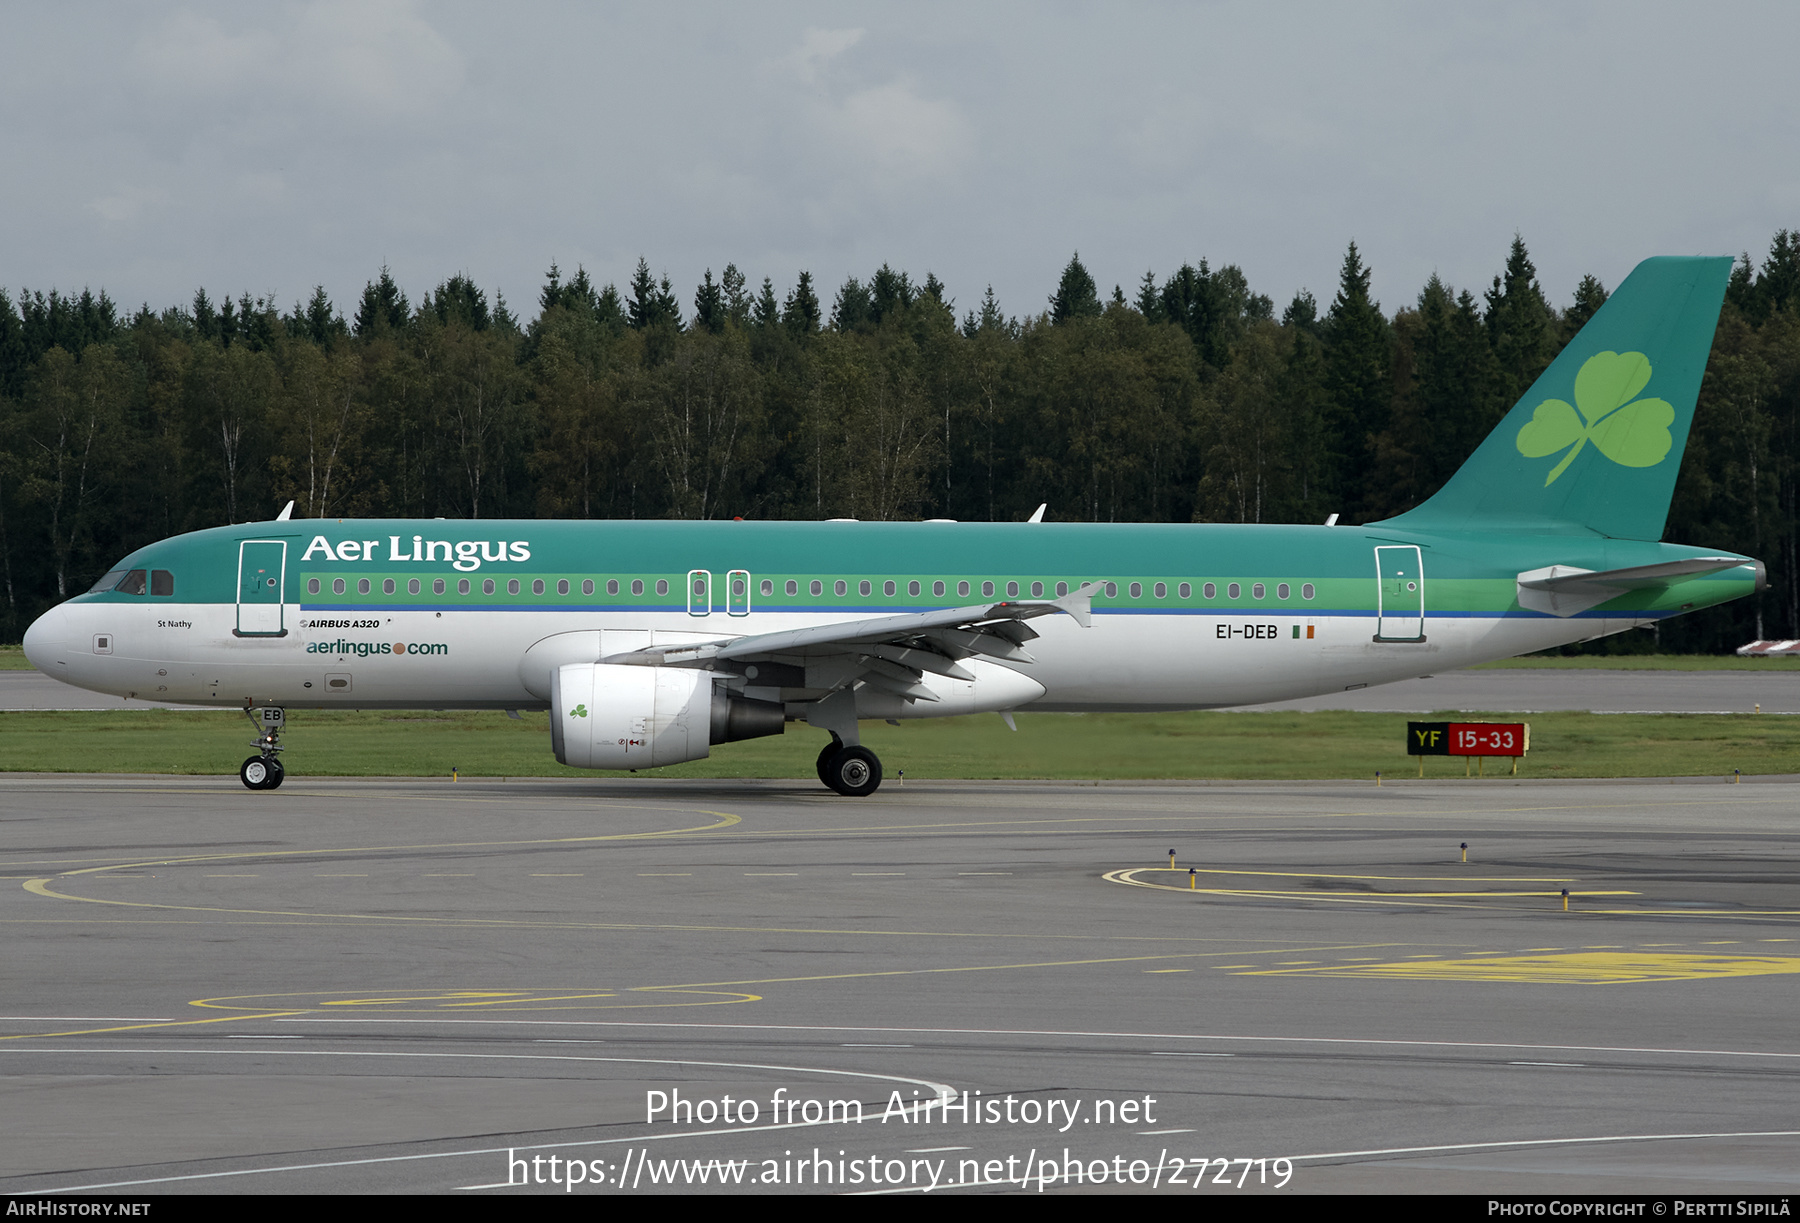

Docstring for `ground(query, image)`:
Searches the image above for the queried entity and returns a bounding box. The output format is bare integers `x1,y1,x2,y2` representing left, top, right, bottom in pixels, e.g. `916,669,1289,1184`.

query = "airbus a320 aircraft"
21,257,1762,795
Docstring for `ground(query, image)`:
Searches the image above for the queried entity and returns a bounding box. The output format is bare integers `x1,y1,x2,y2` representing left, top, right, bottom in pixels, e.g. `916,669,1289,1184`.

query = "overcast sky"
4,3,1797,324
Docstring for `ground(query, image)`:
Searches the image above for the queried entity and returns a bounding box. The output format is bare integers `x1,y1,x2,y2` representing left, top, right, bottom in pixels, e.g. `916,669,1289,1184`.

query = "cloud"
829,79,973,183
785,26,864,84
131,1,463,121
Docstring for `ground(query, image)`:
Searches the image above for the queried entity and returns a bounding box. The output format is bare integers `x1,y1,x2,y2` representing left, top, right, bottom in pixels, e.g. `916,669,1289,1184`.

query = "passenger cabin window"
333,578,346,595
1302,583,1315,599
909,580,922,596
357,578,371,595
533,579,546,595
655,580,669,596
432,578,446,594
457,579,471,594
558,579,570,595
958,581,970,597
1055,582,1067,597
1179,582,1191,598
1252,583,1265,599
1277,582,1290,599
835,580,848,596
1104,582,1117,597
884,580,896,596
383,579,396,594
307,578,321,595
785,580,798,595
508,579,521,595
408,579,421,595
608,579,620,595
483,579,495,594
1153,582,1166,598
151,570,174,596
1227,583,1240,599
1004,581,1018,597
934,580,947,596
982,581,994,597
810,580,823,596
1128,582,1141,598
1203,582,1215,599
761,579,773,596
860,580,872,596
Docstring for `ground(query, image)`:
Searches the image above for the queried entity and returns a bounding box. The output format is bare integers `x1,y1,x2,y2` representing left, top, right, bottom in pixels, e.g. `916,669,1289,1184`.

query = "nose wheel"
240,704,287,790
240,755,285,790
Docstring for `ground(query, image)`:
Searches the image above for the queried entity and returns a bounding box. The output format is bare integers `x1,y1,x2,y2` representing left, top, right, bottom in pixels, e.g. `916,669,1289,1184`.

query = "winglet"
1027,503,1047,523
275,500,295,521
1051,581,1102,629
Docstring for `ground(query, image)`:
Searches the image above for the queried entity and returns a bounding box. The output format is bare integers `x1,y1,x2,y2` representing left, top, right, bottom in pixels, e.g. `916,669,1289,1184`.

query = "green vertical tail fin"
1379,255,1732,540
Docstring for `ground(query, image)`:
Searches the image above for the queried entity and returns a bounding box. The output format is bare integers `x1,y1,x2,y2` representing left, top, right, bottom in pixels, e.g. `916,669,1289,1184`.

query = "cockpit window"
88,569,128,593
115,569,148,595
151,570,174,596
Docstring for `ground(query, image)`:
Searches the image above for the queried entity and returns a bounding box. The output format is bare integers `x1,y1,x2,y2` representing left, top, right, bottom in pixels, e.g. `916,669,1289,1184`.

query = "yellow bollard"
1562,888,1570,912
1375,771,1381,786
1168,849,1176,868
1461,842,1468,863
1189,868,1197,890
452,766,458,782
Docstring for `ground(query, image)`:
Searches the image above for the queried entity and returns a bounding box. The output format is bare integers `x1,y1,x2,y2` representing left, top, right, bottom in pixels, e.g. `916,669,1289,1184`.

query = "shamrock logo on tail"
1515,351,1674,486
569,703,588,718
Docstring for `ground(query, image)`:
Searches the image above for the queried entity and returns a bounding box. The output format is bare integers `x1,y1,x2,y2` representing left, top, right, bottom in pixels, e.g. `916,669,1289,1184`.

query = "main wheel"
816,740,842,788
823,745,882,797
263,758,285,789
240,756,272,790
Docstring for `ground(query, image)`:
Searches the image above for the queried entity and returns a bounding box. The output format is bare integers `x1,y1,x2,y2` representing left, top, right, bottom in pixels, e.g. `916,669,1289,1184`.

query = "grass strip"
1,707,1793,781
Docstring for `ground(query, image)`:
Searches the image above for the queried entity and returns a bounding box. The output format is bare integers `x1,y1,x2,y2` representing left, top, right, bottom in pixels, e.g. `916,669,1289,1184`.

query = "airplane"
20,256,1762,795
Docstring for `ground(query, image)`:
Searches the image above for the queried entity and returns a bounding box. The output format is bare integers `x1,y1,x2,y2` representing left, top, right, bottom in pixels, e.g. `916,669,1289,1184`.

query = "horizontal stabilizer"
1516,557,1748,617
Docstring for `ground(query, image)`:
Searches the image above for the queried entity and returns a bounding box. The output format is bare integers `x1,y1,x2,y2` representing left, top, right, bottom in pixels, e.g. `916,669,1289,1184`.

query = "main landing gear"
240,704,287,790
816,736,883,797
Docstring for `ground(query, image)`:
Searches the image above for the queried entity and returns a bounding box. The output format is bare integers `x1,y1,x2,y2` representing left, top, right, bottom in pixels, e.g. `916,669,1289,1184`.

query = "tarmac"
3,773,1800,1195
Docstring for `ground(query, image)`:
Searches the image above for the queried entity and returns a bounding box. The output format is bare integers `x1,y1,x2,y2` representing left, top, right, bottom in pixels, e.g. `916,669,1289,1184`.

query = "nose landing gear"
240,704,287,790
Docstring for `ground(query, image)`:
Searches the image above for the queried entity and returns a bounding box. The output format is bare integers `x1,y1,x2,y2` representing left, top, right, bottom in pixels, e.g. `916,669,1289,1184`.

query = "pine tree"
752,277,781,330
722,264,750,326
831,276,873,332
1049,253,1101,324
1322,241,1392,518
1485,236,1556,401
353,267,409,337
628,258,657,330
784,272,821,337
1136,271,1163,322
1562,274,1608,341
693,269,725,334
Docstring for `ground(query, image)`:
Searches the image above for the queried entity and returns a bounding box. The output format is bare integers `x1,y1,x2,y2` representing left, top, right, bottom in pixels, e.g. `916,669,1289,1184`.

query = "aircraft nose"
21,605,68,671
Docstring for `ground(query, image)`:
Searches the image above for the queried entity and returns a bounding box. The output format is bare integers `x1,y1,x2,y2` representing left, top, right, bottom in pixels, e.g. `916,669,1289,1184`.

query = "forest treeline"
4,234,1800,651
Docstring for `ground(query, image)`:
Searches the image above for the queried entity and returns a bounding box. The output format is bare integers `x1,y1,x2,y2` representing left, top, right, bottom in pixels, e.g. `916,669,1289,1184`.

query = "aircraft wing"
602,582,1101,703
1516,557,1750,617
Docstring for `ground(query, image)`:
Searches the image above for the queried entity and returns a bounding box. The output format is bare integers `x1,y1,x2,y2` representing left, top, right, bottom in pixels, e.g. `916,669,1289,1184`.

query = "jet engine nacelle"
550,663,784,769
